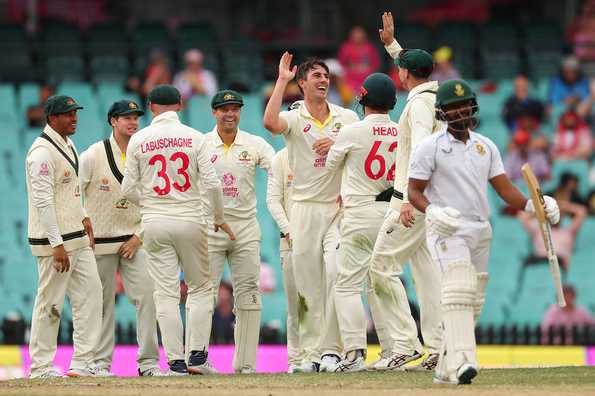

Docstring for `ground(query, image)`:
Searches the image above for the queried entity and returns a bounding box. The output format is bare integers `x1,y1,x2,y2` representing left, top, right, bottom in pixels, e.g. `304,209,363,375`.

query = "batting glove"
425,205,461,237
525,195,560,225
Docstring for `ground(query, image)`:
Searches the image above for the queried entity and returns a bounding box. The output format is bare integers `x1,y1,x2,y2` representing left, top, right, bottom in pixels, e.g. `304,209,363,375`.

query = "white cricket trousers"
142,219,214,363
334,202,393,353
94,249,159,372
29,246,102,377
290,201,342,363
370,206,443,355
208,217,261,372
280,238,301,366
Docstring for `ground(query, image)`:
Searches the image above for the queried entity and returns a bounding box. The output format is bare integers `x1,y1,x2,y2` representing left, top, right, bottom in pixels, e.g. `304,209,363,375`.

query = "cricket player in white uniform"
266,147,302,373
122,85,235,375
26,95,103,378
324,73,401,372
80,100,161,377
264,54,359,372
366,12,445,371
408,79,560,384
204,90,275,374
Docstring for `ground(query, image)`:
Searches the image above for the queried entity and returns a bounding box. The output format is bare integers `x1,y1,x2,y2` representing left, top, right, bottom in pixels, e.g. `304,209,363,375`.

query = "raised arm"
379,12,403,59
263,52,296,135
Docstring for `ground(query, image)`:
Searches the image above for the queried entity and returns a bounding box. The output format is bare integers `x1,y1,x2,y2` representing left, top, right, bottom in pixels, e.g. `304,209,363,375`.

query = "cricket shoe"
138,367,164,377
405,353,439,372
187,350,218,375
93,367,114,377
456,363,478,384
432,363,478,385
65,365,104,377
334,350,366,373
383,350,424,371
319,354,341,372
293,361,320,373
30,368,63,379
366,350,392,371
165,360,188,376
237,367,256,374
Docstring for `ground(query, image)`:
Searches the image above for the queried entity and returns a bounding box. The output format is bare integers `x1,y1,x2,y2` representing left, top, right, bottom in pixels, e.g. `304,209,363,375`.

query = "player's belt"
392,189,404,200
28,229,86,245
95,235,133,244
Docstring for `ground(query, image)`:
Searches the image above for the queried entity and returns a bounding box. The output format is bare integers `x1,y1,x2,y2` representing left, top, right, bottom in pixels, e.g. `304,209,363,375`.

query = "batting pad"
474,272,489,321
442,260,478,374
233,292,262,372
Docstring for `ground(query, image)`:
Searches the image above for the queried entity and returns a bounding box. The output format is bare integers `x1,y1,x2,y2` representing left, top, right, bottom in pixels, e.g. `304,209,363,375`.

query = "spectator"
26,85,55,128
142,49,172,97
502,74,546,132
173,49,218,100
504,130,551,183
518,201,587,270
549,172,586,207
548,56,590,107
577,79,595,129
430,46,460,83
552,109,592,161
338,26,380,94
211,282,235,344
541,284,595,345
124,74,143,102
324,58,354,107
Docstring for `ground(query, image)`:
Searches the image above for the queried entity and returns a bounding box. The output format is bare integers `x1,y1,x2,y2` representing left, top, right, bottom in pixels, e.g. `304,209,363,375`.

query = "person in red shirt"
552,109,592,161
338,26,381,94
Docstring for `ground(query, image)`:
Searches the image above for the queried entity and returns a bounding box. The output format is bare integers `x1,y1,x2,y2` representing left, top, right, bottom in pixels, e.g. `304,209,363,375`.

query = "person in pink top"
552,109,592,161
541,284,595,344
338,26,381,94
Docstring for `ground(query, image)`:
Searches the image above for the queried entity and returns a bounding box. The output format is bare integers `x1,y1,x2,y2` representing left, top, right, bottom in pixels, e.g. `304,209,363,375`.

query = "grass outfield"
1,367,594,396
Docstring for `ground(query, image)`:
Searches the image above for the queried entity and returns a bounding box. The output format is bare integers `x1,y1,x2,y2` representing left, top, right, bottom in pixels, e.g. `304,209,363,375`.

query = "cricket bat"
521,163,566,307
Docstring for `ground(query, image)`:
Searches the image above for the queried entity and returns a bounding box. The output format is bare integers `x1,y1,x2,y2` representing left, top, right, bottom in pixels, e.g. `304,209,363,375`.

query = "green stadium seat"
542,160,590,198
47,56,86,84
435,23,477,51
480,23,520,52
41,23,83,57
481,50,521,80
131,22,171,57
86,23,129,56
396,24,433,51
90,55,130,84
187,95,215,132
524,23,564,52
0,53,37,83
261,292,287,333
18,83,40,126
527,51,562,81
509,264,557,326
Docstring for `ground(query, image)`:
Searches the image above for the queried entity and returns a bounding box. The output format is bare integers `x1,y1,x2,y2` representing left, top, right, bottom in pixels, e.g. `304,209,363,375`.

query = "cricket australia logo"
115,198,129,209
331,122,343,134
238,150,252,162
454,84,465,96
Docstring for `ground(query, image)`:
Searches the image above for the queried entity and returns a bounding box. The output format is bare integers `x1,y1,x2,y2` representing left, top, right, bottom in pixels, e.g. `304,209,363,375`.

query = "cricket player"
121,85,235,375
408,79,560,384
324,73,400,372
26,95,103,378
266,147,302,373
80,100,161,377
203,90,275,374
263,53,359,372
367,11,445,371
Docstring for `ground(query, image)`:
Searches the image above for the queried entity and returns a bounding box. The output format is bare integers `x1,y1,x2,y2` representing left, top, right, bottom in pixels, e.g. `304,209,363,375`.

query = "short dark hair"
296,58,330,93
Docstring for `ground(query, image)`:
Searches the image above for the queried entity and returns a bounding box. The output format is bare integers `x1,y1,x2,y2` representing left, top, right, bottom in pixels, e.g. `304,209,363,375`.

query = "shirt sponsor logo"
99,177,110,192
39,162,49,176
303,124,311,133
475,143,486,156
62,170,72,184
210,154,218,163
221,172,239,198
373,126,398,136
314,156,326,168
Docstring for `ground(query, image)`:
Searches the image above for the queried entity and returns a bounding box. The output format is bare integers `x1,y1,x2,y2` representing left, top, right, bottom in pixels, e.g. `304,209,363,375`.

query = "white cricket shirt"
122,111,224,224
266,148,293,235
279,101,359,203
203,129,275,221
326,113,397,208
409,130,505,221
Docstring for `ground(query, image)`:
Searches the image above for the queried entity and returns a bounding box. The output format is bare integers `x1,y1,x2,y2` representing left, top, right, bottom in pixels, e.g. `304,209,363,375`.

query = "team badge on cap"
129,102,138,109
454,83,465,97
223,93,235,100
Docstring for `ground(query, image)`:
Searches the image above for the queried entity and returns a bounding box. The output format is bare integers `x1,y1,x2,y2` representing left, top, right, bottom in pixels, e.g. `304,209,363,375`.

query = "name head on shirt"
141,137,193,154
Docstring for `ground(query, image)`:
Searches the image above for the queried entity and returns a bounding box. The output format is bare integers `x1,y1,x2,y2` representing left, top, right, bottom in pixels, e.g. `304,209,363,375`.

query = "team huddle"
24,13,561,384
